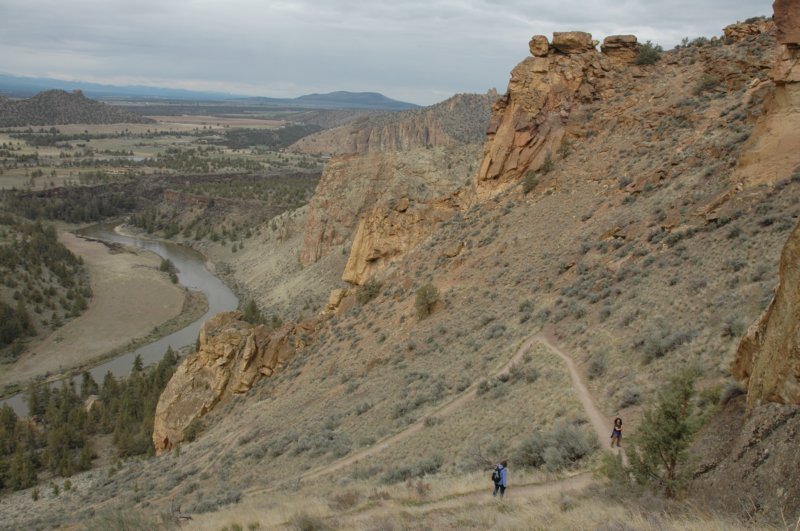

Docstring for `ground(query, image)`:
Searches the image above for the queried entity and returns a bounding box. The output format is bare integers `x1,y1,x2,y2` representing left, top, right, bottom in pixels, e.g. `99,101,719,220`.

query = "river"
3,223,239,416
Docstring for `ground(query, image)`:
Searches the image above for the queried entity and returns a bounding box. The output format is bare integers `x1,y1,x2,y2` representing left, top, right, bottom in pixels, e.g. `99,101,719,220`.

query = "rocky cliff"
732,218,800,408
476,31,633,199
731,4,800,409
299,144,480,275
732,7,800,187
290,92,493,155
152,312,318,454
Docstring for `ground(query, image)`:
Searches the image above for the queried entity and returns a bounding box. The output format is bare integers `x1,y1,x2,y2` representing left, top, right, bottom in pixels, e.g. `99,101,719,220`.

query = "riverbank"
0,232,206,397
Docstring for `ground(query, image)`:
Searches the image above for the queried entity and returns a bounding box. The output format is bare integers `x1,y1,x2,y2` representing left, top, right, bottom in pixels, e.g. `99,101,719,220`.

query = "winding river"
4,223,239,416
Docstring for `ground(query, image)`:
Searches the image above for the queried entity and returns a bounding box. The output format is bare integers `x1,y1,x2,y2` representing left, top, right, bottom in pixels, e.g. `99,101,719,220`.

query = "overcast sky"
0,0,773,105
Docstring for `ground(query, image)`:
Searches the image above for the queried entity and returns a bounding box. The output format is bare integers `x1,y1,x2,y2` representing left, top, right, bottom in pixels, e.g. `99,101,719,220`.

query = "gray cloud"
0,0,772,104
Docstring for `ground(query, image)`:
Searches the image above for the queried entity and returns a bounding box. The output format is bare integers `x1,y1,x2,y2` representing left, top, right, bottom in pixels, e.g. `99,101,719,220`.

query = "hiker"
492,459,508,497
610,417,622,448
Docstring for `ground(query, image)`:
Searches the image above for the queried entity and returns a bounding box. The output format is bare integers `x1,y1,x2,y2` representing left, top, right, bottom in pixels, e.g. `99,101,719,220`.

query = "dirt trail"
243,335,540,497
244,331,618,501
538,331,612,449
335,472,594,528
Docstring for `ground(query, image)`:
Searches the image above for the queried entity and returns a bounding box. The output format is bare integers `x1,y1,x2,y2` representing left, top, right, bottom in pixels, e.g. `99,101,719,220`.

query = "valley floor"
0,231,191,392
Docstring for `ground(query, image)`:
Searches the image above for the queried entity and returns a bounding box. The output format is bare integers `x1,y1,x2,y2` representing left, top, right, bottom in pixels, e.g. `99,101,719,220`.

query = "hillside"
0,90,154,127
240,91,419,111
290,92,494,154
2,12,800,531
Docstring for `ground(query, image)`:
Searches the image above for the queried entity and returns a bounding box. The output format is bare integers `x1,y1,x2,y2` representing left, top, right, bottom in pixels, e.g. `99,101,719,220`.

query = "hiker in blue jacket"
492,459,508,497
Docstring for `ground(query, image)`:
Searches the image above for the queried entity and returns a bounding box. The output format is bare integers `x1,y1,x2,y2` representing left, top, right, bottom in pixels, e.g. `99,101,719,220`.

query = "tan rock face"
723,21,769,43
342,199,457,285
291,92,493,155
152,312,318,454
732,221,800,409
476,37,611,198
300,145,481,267
529,35,550,57
773,0,800,45
732,12,800,187
552,31,595,54
601,35,640,64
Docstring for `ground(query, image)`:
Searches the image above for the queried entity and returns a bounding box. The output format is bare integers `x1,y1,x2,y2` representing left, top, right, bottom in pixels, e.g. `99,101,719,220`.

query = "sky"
0,0,773,106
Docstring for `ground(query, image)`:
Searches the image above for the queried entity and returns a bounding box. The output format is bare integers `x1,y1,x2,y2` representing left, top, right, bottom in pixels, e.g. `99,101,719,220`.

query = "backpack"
491,465,501,483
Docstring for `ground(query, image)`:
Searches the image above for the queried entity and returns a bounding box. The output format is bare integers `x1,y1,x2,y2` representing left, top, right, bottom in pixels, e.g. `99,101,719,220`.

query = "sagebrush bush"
381,454,443,484
514,421,597,471
415,283,439,319
356,278,382,304
636,40,663,64
522,171,539,194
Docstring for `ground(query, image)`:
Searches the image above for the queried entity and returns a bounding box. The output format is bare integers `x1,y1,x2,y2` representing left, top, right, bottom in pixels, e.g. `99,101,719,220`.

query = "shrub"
588,356,606,380
184,418,205,442
328,490,360,510
619,387,642,408
381,454,443,484
514,421,597,471
356,278,382,304
541,152,554,174
289,512,329,531
522,171,539,194
720,381,746,404
626,370,700,497
636,40,663,65
242,299,264,324
415,283,439,319
694,74,721,95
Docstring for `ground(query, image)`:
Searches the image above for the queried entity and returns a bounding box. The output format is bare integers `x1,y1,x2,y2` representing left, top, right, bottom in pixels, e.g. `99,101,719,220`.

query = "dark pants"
493,483,506,497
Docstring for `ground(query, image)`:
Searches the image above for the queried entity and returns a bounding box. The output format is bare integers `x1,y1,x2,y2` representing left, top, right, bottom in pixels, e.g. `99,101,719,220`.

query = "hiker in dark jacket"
610,417,623,448
492,459,508,497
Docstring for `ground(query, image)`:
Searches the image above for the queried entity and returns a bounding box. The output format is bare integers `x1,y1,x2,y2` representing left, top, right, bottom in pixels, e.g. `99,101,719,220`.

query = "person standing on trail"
492,459,508,497
610,417,623,448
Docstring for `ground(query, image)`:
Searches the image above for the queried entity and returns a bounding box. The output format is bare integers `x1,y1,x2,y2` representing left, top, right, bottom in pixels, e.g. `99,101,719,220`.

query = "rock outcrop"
731,13,800,187
731,6,800,402
773,0,800,45
601,35,640,64
477,31,616,199
152,312,318,454
299,144,480,269
732,220,800,409
342,198,458,284
290,93,493,155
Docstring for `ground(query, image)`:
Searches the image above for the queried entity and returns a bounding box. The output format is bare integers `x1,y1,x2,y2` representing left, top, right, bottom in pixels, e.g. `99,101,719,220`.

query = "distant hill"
0,73,236,101
290,91,494,154
0,74,421,111
240,91,419,111
0,90,155,126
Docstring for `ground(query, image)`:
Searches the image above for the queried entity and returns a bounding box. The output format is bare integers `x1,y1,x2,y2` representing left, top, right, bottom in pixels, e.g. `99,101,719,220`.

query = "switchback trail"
538,331,614,452
245,331,617,499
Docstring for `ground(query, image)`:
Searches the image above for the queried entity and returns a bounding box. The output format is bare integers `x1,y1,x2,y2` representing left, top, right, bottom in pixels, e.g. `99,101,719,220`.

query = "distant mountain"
0,73,236,101
239,91,419,111
0,74,420,111
0,90,155,126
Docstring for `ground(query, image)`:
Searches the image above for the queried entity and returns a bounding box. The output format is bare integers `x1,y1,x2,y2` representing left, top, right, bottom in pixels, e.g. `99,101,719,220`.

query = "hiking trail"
244,330,619,499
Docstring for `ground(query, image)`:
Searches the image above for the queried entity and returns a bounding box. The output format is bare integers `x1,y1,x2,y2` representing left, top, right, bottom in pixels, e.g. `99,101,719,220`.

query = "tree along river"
3,223,239,416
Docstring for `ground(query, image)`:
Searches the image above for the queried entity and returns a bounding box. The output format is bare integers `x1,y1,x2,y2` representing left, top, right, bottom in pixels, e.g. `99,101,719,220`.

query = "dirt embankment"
0,232,194,392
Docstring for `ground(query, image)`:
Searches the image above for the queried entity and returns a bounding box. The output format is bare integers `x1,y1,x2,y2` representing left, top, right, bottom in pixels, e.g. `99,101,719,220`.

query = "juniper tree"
626,370,699,497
